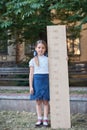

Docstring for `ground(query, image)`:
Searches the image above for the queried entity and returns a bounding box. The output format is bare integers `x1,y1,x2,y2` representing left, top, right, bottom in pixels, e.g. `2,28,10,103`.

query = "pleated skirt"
29,74,50,101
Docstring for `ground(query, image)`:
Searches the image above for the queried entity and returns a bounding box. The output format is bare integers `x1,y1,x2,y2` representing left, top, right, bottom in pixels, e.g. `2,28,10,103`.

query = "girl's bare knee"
36,100,42,105
43,100,49,105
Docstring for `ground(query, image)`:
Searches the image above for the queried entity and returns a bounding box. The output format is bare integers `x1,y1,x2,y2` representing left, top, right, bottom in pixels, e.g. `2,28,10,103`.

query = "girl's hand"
30,87,34,94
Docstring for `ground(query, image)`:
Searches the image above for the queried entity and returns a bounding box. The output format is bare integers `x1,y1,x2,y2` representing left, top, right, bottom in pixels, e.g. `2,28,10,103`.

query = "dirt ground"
0,111,87,130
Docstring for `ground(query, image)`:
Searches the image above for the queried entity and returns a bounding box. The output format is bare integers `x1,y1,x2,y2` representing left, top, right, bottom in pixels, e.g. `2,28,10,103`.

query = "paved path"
0,86,87,100
0,86,87,113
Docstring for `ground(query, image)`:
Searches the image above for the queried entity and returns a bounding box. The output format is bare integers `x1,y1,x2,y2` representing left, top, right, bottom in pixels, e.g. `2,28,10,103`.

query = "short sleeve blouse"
29,55,49,74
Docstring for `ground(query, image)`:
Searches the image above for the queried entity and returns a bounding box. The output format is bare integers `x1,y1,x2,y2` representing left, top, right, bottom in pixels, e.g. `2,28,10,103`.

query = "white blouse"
29,55,49,74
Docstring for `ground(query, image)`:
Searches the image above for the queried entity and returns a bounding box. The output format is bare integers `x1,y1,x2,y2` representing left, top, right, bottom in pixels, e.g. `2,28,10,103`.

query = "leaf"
14,9,22,15
81,16,87,24
1,20,13,28
30,3,43,9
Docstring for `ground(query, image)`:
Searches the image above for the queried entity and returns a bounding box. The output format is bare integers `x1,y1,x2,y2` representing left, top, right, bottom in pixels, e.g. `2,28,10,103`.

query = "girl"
29,40,50,127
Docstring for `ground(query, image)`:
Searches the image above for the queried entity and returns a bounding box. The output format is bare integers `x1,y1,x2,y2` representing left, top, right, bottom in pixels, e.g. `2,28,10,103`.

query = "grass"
0,111,87,130
0,88,87,95
70,90,87,94
0,89,29,94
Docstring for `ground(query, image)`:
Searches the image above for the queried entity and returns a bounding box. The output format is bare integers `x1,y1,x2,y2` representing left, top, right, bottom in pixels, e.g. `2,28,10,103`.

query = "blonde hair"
34,40,47,66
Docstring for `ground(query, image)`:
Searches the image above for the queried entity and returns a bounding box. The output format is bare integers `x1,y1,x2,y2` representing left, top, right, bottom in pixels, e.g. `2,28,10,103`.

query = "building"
0,24,87,64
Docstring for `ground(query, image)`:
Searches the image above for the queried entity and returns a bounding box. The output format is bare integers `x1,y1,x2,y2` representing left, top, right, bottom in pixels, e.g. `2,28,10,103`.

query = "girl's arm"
29,66,34,94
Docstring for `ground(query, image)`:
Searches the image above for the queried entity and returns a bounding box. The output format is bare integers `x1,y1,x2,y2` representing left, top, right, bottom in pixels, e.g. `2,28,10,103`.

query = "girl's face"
35,43,46,56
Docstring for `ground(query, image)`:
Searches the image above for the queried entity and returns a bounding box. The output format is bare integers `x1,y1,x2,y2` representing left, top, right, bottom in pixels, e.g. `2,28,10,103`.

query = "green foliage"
0,20,13,28
0,0,87,44
0,0,53,43
49,0,87,26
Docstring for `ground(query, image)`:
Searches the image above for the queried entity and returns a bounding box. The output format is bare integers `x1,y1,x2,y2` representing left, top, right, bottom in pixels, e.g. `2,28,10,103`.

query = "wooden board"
47,25,71,129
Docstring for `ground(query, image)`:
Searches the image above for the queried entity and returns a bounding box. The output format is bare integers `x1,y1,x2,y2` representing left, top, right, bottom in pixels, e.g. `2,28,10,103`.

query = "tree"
50,0,87,25
0,0,53,42
50,0,87,36
0,0,87,61
0,0,87,41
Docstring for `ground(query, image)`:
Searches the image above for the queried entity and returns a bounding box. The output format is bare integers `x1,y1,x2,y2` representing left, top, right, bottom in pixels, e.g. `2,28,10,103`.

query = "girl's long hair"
34,40,47,66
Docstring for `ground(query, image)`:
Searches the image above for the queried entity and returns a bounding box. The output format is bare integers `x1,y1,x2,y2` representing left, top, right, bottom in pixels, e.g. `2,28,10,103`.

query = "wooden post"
47,25,71,129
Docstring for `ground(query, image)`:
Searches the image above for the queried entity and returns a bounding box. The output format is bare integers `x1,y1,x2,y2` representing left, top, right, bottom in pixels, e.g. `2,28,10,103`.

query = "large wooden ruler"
47,25,71,129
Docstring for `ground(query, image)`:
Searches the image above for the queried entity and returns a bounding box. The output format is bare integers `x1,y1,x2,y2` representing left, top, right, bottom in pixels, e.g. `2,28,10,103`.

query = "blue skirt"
29,74,50,101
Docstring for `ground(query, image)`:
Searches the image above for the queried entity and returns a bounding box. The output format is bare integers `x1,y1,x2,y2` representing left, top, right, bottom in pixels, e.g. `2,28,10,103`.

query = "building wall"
0,44,16,62
0,43,25,63
0,24,87,63
79,24,87,62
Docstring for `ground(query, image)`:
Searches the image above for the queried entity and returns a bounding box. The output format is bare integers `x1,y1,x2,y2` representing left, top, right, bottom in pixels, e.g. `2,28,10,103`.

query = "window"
0,40,7,54
0,30,8,55
25,41,35,55
67,37,80,56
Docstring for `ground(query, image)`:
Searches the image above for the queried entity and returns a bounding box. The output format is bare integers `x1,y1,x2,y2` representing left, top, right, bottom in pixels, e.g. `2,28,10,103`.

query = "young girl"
29,40,50,127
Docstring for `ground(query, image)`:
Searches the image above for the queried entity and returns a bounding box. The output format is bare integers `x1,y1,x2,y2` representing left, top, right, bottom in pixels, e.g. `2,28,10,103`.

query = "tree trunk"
15,30,25,63
16,42,25,63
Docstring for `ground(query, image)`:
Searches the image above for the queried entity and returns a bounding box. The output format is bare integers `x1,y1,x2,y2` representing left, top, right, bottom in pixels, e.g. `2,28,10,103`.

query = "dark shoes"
35,119,50,127
35,119,43,127
43,119,49,127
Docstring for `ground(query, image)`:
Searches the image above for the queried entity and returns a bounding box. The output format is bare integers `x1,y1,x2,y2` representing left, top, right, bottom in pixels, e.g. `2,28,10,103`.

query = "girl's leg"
43,100,49,126
36,100,42,117
35,100,43,126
